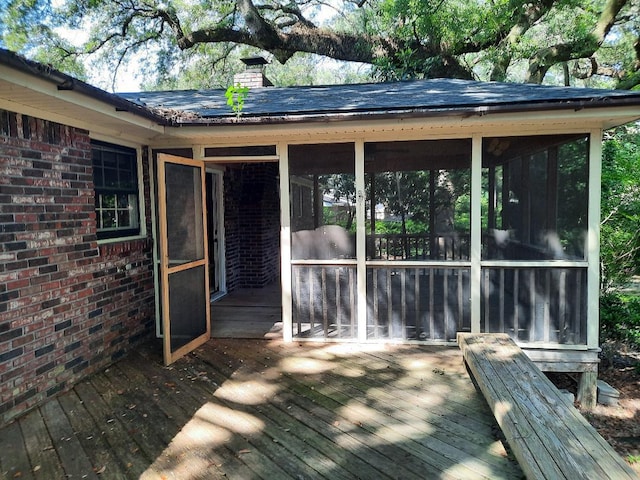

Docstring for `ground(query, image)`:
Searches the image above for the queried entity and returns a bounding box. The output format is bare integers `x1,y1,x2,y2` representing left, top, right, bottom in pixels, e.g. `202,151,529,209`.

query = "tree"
601,125,640,290
1,0,639,90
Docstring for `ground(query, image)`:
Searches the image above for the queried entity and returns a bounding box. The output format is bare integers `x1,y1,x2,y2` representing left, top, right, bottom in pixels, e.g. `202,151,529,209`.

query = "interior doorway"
206,169,226,302
208,161,282,338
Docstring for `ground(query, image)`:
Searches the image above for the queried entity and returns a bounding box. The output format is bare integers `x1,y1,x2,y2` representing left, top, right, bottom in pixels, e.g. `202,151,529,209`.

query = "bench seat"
458,333,637,480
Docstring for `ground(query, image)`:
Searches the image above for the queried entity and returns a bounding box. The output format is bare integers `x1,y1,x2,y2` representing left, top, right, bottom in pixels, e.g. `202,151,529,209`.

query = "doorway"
209,161,282,338
206,169,226,302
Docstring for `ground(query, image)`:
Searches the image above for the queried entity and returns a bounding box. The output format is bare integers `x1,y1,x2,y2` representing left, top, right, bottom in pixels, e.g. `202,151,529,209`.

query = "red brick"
0,109,154,425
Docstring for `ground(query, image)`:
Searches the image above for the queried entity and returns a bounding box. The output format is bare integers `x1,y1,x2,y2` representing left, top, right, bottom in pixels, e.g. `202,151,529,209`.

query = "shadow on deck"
0,339,523,479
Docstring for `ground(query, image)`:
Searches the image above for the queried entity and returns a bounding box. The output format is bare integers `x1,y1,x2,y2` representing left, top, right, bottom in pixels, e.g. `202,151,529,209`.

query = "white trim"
471,135,482,333
480,260,588,268
587,129,603,349
207,168,227,300
96,234,147,246
158,108,640,143
149,147,162,338
279,142,293,342
355,140,367,342
291,259,358,266
365,261,471,268
203,155,279,163
518,342,591,351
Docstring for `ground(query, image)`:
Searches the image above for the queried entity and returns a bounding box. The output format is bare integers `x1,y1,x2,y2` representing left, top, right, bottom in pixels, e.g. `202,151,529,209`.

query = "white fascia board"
0,71,164,137
159,106,640,144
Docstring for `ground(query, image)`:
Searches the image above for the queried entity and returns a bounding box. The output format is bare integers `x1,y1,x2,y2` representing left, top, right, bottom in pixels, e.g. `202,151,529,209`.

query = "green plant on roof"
225,83,249,118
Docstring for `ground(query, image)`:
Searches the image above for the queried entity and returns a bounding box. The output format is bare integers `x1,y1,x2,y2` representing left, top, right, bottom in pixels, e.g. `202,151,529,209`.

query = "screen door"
157,153,211,365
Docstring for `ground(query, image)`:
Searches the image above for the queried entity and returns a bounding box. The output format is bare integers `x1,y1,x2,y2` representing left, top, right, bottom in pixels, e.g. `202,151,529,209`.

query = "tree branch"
526,0,630,83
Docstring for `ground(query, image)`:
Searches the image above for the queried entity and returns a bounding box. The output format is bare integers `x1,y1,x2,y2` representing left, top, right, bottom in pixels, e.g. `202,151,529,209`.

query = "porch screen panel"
480,266,587,345
366,266,471,341
291,265,357,339
289,143,356,260
365,139,471,261
167,260,208,351
482,134,589,260
289,143,357,340
165,163,205,265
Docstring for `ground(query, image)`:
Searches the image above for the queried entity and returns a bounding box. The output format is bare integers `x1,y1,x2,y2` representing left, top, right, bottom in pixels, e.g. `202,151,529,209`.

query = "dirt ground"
550,344,640,474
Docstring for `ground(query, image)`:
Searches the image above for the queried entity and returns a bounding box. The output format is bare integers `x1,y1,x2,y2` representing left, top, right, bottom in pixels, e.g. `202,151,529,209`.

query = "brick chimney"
233,56,273,88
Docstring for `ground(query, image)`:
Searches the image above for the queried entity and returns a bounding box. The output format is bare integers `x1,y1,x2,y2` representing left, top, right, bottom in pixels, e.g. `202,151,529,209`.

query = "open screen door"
157,153,210,365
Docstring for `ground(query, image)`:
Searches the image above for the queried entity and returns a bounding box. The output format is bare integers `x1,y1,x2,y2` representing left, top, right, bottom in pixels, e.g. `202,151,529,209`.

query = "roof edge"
0,48,169,126
168,96,640,127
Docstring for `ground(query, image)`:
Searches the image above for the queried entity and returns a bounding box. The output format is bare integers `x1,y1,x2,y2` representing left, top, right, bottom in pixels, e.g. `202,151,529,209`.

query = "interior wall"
224,162,280,291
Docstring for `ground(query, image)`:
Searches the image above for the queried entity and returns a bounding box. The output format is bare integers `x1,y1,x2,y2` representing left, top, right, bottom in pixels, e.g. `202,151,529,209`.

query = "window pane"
103,210,116,228
117,194,128,208
118,210,131,227
289,143,356,260
91,141,140,239
482,134,588,260
365,139,471,261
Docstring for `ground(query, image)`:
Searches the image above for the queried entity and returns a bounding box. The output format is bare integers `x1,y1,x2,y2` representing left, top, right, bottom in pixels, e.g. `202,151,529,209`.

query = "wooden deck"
0,339,523,479
211,284,283,339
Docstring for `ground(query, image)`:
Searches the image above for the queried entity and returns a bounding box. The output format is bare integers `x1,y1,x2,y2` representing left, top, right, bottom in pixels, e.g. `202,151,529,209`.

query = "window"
92,141,140,240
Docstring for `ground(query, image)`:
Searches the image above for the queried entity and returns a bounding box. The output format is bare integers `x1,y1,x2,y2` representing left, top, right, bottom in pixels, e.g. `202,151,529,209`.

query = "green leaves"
1,0,639,89
225,83,249,117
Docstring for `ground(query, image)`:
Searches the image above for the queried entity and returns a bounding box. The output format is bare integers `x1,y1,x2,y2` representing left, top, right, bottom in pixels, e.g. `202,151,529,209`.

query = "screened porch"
283,133,594,348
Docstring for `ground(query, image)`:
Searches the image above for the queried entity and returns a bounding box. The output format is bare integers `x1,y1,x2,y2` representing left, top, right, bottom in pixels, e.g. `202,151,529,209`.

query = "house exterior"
2,48,640,422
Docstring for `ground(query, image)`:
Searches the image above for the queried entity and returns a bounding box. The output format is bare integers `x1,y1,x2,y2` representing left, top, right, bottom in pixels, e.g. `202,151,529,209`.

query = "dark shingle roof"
118,79,640,124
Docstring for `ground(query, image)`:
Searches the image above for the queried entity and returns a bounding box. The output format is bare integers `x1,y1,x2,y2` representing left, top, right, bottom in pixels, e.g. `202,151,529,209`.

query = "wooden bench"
458,333,638,480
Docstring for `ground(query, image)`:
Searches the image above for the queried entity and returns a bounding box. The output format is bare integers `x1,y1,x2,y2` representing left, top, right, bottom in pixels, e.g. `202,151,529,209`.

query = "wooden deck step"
458,333,638,480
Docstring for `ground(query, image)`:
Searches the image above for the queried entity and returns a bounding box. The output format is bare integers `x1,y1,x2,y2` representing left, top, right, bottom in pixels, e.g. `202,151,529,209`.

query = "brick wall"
224,163,280,290
0,110,155,425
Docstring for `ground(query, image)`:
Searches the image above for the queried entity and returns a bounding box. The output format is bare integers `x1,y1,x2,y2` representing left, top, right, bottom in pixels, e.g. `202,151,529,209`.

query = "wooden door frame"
157,153,211,365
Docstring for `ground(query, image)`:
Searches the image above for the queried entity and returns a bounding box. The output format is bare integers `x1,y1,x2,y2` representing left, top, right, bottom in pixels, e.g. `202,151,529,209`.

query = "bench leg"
577,370,597,410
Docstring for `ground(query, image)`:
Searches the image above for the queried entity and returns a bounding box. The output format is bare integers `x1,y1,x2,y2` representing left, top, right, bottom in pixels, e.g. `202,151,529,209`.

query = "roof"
118,79,640,125
1,47,640,129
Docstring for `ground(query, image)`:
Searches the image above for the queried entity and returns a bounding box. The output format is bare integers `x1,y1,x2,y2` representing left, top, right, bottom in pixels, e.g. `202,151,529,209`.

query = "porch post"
355,140,367,342
587,129,603,350
471,135,482,333
279,142,293,342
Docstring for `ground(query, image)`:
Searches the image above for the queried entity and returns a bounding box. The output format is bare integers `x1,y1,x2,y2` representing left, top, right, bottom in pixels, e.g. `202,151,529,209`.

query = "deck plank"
73,378,150,477
129,349,289,480
196,343,412,480
39,399,98,479
0,338,525,480
0,420,35,480
459,333,638,480
57,390,129,480
19,408,65,480
200,340,520,480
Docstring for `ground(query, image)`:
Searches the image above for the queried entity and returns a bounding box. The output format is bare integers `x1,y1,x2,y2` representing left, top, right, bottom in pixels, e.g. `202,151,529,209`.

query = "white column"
587,130,603,349
355,140,367,342
278,143,293,342
471,135,483,333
